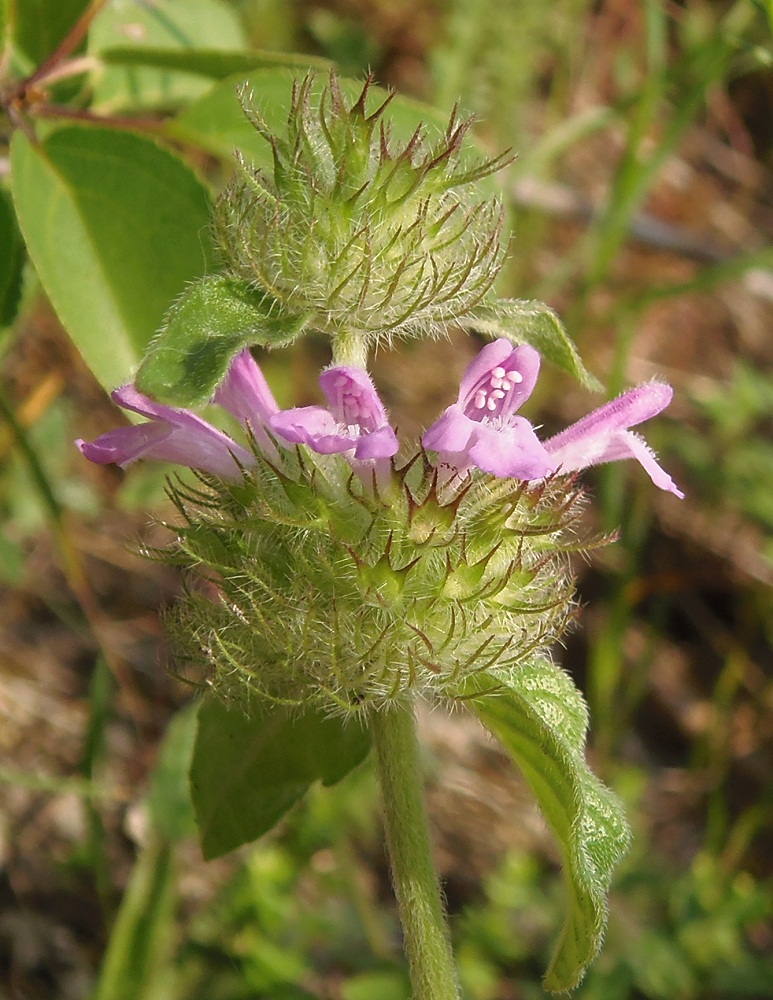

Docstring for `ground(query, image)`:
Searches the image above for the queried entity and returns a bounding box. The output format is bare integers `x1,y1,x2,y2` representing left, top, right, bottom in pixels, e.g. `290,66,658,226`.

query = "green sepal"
135,274,309,406
462,661,630,992
468,299,602,390
189,695,370,860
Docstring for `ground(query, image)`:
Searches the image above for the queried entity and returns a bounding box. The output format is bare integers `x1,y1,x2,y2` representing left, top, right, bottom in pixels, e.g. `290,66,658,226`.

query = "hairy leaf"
135,274,308,406
190,696,370,860
464,662,630,992
469,299,602,390
11,128,213,392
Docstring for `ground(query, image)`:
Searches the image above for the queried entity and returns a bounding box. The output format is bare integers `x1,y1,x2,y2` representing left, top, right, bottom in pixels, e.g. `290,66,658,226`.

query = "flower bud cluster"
161,446,584,716
213,73,509,347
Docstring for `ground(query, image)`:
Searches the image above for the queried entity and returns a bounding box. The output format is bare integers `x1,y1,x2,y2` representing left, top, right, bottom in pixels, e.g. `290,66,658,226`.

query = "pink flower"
77,350,278,478
543,384,684,498
269,366,399,460
421,340,555,478
213,349,280,460
423,339,683,496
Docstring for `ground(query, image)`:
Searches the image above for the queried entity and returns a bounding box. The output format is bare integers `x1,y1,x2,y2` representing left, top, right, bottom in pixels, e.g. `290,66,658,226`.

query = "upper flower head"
422,339,555,479
269,366,399,460
214,73,507,348
76,383,255,479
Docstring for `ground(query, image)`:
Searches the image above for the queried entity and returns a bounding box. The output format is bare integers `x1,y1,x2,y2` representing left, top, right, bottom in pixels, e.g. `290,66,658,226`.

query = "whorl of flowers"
79,345,680,715
212,73,509,347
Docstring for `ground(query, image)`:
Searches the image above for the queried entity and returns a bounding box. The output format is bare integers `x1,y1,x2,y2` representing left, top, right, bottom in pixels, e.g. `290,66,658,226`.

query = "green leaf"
190,696,371,860
463,662,631,992
0,187,24,328
147,704,198,842
12,0,89,65
92,840,177,1000
88,0,246,111
135,274,309,406
100,44,332,79
469,299,602,390
11,127,213,392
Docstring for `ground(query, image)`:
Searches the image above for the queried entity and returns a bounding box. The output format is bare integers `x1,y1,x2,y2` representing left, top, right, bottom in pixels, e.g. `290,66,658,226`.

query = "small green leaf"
135,274,308,406
463,661,631,992
0,187,24,328
190,696,370,860
88,0,246,111
100,44,332,79
469,299,602,390
11,127,213,392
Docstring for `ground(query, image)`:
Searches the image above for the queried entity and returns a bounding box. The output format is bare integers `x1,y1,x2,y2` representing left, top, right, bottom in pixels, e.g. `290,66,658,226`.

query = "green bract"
214,74,508,345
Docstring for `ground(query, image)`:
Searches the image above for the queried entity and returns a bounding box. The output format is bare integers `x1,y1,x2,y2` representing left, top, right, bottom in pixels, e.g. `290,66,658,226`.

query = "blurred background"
1,0,772,997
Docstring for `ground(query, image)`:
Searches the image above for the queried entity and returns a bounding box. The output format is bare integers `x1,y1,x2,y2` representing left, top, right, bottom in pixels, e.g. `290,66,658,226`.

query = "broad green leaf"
469,299,602,390
12,0,89,65
135,274,309,406
147,703,198,842
88,0,245,111
190,695,370,860
100,43,331,79
0,187,24,327
464,662,630,992
11,127,213,392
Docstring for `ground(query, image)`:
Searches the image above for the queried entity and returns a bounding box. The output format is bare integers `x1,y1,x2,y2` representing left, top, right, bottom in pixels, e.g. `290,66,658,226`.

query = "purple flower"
76,384,255,478
269,366,399,460
422,339,555,478
424,338,683,497
543,383,684,498
213,348,280,460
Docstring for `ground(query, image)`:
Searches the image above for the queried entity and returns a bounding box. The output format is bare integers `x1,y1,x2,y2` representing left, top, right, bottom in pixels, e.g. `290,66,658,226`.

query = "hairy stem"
331,329,368,367
369,702,460,1000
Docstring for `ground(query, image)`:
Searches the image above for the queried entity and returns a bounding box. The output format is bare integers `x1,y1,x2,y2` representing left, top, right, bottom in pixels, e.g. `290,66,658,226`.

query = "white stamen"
474,391,487,409
491,389,506,400
487,398,497,411
500,379,512,391
507,370,523,383
492,366,506,378
491,377,504,389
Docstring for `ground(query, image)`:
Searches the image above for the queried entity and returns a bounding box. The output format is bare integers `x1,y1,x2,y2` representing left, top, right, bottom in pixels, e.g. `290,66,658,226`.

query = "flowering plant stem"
369,702,461,1000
